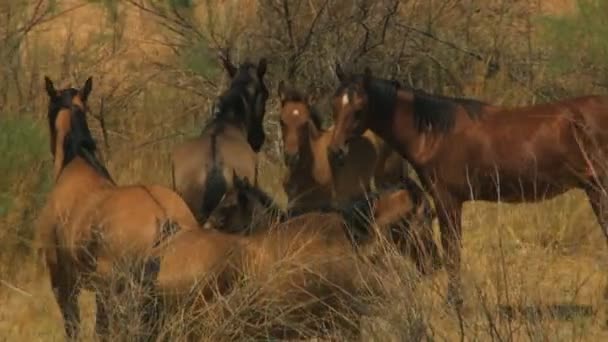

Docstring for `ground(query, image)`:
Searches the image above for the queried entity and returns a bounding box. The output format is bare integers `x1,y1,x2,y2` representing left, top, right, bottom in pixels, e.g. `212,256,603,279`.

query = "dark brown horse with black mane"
327,63,608,309
171,53,269,226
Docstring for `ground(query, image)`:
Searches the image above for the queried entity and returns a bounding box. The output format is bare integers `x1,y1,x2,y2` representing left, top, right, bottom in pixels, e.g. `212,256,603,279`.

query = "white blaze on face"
292,109,300,117
341,93,349,106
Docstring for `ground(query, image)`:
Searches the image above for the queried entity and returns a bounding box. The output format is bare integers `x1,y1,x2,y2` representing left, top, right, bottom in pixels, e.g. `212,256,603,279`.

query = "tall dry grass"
2,0,608,340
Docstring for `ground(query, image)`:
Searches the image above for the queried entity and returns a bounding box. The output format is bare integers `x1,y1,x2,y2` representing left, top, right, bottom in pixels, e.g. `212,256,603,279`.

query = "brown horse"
171,53,269,226
35,76,199,340
327,63,608,309
219,171,440,275
144,172,439,340
277,81,407,211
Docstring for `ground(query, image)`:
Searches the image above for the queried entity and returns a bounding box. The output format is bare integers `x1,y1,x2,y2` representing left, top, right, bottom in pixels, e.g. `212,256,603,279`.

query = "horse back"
155,228,244,295
171,125,257,218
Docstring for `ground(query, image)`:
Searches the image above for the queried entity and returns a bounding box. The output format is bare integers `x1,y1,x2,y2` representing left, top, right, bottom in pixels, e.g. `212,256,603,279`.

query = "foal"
36,77,199,340
171,54,269,225
328,63,608,309
278,81,407,211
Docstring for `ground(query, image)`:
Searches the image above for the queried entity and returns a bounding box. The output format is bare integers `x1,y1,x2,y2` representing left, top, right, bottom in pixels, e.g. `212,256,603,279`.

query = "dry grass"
4,0,608,340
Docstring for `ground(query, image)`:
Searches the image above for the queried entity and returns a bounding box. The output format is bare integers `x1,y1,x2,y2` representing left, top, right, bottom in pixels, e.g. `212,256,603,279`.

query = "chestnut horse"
35,77,199,340
327,64,608,309
171,53,269,226
277,81,407,211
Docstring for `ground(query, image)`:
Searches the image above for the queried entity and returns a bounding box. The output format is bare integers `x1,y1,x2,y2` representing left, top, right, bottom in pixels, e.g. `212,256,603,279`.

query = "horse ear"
257,58,267,78
278,80,286,103
306,92,315,105
335,61,345,81
44,76,56,98
81,76,93,101
306,84,322,105
218,50,237,78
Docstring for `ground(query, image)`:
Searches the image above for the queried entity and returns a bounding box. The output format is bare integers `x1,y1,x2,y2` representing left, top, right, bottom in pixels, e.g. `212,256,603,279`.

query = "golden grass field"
3,0,608,340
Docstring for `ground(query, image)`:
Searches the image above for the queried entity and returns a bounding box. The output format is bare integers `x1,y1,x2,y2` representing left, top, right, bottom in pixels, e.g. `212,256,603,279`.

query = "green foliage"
181,39,220,79
539,0,608,76
0,118,48,216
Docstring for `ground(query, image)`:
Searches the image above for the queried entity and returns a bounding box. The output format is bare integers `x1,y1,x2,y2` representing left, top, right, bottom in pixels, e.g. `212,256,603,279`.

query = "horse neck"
309,129,334,186
370,90,445,168
56,148,115,189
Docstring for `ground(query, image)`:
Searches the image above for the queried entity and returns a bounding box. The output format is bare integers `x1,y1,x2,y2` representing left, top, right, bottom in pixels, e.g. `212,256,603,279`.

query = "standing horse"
277,81,407,211
327,63,608,309
36,76,199,340
171,54,269,225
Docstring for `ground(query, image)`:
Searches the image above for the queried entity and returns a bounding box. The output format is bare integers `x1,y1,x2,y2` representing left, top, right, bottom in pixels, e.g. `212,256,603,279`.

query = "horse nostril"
329,147,346,166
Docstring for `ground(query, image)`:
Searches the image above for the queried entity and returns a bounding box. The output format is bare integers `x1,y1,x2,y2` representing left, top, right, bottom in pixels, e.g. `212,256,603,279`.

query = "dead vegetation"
3,0,608,340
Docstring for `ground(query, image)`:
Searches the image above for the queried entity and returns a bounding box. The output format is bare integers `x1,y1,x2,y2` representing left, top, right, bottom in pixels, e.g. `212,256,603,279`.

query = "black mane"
235,177,286,219
336,74,487,133
409,87,486,132
208,62,266,128
48,89,114,183
212,85,250,126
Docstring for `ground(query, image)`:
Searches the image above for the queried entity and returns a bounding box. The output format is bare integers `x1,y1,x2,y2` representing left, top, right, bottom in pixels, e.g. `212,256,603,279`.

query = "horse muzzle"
328,145,348,167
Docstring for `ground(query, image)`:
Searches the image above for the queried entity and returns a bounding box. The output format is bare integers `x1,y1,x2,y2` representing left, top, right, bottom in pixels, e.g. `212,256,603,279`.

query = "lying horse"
35,76,199,341
277,81,408,211
171,52,269,225
213,171,441,275
327,63,608,309
141,173,440,340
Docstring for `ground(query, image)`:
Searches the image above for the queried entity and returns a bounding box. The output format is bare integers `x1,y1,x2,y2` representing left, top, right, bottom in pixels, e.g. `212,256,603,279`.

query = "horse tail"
200,164,228,222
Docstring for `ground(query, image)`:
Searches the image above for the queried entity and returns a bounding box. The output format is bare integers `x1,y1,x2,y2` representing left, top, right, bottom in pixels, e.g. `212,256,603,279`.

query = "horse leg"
95,290,110,341
584,184,608,324
435,194,464,310
50,266,81,339
138,256,162,342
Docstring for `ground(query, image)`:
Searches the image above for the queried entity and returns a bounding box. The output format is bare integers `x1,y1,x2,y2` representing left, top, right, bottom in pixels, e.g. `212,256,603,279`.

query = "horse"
35,76,200,341
143,194,364,340
277,80,408,212
219,170,441,275
143,172,440,340
170,53,269,226
327,62,608,310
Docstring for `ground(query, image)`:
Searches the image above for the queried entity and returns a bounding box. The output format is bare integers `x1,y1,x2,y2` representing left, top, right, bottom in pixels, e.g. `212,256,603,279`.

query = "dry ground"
4,0,608,341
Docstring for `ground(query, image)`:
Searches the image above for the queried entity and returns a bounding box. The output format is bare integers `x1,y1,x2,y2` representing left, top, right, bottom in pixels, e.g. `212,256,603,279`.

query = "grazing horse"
35,76,199,340
277,81,407,211
327,63,608,309
171,54,269,225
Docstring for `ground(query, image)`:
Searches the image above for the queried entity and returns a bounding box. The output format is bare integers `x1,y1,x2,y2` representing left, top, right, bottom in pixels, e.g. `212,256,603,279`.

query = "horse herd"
35,52,608,340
